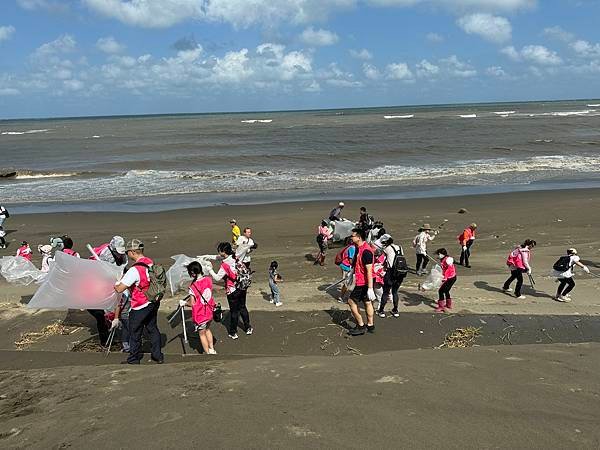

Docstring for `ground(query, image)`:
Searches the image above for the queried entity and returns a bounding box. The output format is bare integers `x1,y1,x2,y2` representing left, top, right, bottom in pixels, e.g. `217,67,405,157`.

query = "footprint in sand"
375,375,408,384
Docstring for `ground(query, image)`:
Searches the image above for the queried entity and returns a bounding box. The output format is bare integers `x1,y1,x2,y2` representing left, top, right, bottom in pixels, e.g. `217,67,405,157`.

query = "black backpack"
389,246,409,279
553,255,573,272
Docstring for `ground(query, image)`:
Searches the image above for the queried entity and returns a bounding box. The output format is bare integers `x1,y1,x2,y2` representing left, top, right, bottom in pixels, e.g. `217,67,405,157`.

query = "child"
269,261,283,307
552,248,590,302
16,241,33,261
315,221,333,266
434,248,456,313
111,292,131,352
37,244,54,272
181,261,217,354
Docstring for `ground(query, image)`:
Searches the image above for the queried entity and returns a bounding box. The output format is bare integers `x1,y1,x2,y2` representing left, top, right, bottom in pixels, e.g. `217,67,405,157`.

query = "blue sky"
1,0,600,118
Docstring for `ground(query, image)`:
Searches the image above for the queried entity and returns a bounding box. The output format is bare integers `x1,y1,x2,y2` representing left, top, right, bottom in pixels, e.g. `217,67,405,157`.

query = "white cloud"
350,48,373,60
386,62,413,80
33,34,76,59
501,45,520,61
571,39,600,59
300,27,339,46
363,63,381,80
440,55,477,77
367,0,535,13
416,59,439,77
503,44,562,65
0,26,15,43
457,13,511,44
63,79,84,91
304,80,321,92
543,26,574,43
321,63,363,87
96,36,126,54
426,32,444,43
485,65,507,77
0,87,20,96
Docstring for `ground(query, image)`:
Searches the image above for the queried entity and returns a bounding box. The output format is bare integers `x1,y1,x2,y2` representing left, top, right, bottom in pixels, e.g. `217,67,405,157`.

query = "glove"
583,266,590,274
110,319,120,330
527,269,532,275
200,260,213,273
367,288,376,301
179,299,188,307
462,246,467,251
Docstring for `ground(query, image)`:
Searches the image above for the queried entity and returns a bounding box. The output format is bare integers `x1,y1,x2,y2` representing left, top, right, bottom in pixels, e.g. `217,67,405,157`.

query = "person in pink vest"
16,241,33,261
458,223,477,268
315,221,333,266
90,235,127,266
114,239,164,365
434,248,457,313
60,235,80,258
503,239,536,299
348,228,376,336
180,261,217,355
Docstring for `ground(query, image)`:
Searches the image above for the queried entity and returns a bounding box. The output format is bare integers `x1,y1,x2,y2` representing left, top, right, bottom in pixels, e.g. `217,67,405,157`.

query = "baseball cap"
125,239,144,252
230,219,237,224
339,202,345,207
110,236,127,254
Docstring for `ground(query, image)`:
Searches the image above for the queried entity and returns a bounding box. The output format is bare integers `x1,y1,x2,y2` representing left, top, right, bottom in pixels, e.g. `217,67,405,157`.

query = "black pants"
416,254,429,272
379,272,406,312
460,239,474,267
87,309,109,346
438,276,457,301
0,236,6,247
227,289,251,335
503,268,526,297
557,278,575,297
127,302,163,363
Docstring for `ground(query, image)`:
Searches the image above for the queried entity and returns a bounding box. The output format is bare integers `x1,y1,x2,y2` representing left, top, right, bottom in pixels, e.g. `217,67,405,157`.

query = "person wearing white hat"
412,224,438,275
328,202,345,222
552,248,590,302
90,235,128,266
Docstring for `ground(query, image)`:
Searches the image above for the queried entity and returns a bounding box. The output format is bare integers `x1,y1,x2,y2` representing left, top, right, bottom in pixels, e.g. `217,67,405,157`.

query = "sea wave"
0,170,95,180
1,129,50,135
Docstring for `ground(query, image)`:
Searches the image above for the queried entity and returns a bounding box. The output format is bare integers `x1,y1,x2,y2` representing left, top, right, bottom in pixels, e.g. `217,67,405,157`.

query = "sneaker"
268,299,274,304
556,295,571,303
228,333,239,340
208,349,217,355
367,325,375,334
503,287,513,293
349,325,366,336
377,310,386,318
274,302,283,307
246,327,253,335
391,310,400,318
516,295,526,300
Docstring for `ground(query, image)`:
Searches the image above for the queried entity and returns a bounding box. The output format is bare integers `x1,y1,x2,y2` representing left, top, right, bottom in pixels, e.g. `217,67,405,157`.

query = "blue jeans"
0,217,5,227
269,281,280,303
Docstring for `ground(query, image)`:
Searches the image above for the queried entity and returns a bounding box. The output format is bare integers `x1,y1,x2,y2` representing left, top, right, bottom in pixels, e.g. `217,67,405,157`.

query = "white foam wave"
587,104,600,107
240,119,273,123
384,115,414,119
1,129,49,135
493,111,516,115
459,114,477,118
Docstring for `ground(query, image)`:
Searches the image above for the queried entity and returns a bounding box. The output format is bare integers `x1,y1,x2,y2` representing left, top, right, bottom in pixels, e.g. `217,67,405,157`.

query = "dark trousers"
128,302,163,363
87,309,109,346
438,276,457,301
416,254,429,272
503,268,526,297
460,239,474,266
379,272,406,312
227,289,251,335
557,278,575,296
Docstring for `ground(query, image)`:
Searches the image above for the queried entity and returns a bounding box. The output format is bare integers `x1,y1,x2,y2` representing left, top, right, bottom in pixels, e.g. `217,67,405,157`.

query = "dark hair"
522,239,537,248
270,260,278,269
243,227,252,233
186,261,203,279
21,241,28,246
343,236,353,246
61,235,74,250
217,242,234,255
383,237,394,246
352,227,367,241
376,228,387,239
435,248,448,256
360,207,367,212
321,220,327,227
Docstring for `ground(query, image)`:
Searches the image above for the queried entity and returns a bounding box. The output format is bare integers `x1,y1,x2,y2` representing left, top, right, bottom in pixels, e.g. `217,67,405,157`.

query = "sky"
1,0,600,118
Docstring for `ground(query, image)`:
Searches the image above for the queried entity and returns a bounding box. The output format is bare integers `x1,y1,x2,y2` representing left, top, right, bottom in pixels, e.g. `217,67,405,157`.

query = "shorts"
349,285,370,303
194,320,212,332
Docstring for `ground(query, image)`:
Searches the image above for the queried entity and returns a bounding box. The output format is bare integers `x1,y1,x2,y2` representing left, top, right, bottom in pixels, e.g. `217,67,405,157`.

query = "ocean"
2,99,600,213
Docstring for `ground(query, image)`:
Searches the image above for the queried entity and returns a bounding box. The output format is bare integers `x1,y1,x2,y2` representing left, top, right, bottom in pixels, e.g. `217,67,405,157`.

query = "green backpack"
134,262,167,303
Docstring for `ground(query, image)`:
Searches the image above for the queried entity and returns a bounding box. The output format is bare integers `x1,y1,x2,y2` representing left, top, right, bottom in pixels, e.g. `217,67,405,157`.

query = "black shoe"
367,325,375,333
151,357,164,364
390,310,400,318
465,265,471,268
121,360,140,365
349,325,366,336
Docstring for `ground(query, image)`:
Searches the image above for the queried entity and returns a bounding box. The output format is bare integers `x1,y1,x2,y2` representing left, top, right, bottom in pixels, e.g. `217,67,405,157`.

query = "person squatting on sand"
114,239,164,365
268,261,283,307
315,220,333,266
503,239,536,299
348,228,376,336
413,223,437,275
180,261,217,354
377,235,408,318
209,242,253,340
435,248,457,313
16,241,32,261
551,248,590,303
458,223,477,268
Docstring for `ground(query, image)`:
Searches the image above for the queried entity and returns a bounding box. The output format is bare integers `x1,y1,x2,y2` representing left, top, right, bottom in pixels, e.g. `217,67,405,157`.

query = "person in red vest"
347,228,376,336
435,248,457,313
16,241,33,261
114,239,163,365
458,223,477,268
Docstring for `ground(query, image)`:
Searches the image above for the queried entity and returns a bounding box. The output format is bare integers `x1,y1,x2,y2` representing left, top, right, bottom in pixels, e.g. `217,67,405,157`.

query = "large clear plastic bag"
421,264,443,291
0,256,46,285
331,219,355,242
27,252,122,310
166,254,216,296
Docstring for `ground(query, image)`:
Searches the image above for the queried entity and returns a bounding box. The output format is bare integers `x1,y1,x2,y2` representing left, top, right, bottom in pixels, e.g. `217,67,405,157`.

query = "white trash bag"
166,254,218,296
421,264,443,291
27,252,122,310
0,256,46,286
331,219,355,242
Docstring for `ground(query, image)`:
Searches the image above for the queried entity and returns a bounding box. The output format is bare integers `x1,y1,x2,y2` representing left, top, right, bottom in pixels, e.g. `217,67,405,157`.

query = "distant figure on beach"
552,248,590,302
347,228,376,336
315,220,333,266
268,261,283,307
376,235,407,318
230,219,241,245
16,241,32,261
0,204,9,229
335,236,356,303
329,202,345,221
357,206,374,231
412,224,437,276
458,223,477,268
114,239,164,364
503,239,536,299
434,248,456,313
236,227,256,270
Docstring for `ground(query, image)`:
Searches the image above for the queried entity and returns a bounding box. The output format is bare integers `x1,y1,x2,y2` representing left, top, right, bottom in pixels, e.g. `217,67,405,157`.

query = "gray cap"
125,238,144,252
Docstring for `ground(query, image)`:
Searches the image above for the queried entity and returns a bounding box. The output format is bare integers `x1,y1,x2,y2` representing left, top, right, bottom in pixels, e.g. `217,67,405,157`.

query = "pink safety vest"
221,260,237,294
354,242,374,287
130,256,153,309
190,277,216,325
16,246,33,261
507,247,527,270
373,253,386,285
63,249,80,258
441,256,456,280
90,243,109,260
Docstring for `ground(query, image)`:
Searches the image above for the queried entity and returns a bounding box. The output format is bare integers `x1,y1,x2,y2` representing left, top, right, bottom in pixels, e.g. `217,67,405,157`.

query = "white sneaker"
274,302,283,307
516,295,526,299
208,349,217,355
556,295,571,303
246,327,253,335
228,333,238,340
503,288,513,293
268,299,274,304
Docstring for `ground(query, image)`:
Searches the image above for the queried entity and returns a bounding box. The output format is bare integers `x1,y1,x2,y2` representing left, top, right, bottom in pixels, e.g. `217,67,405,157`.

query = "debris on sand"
458,208,468,214
14,321,82,349
438,327,481,349
71,340,105,353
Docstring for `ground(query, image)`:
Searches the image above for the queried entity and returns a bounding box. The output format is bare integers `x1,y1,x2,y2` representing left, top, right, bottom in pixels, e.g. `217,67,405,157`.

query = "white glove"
527,268,532,275
200,260,213,274
179,299,188,307
110,318,120,330
367,288,376,301
583,266,590,274
462,246,467,251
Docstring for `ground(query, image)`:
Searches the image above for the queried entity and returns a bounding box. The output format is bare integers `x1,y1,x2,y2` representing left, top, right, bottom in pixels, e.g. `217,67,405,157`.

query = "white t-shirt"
383,244,403,269
0,206,7,219
120,265,149,310
235,236,255,263
553,255,580,279
414,232,434,255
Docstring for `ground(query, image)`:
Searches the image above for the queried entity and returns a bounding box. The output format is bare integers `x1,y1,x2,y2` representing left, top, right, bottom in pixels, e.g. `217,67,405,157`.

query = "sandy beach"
1,188,600,447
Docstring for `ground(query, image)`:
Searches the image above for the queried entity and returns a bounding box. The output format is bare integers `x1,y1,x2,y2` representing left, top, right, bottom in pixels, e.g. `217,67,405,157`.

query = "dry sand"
1,188,600,448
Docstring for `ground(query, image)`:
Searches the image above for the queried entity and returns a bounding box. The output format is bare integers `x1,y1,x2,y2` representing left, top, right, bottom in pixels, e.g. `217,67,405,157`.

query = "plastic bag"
331,219,355,242
166,254,197,296
27,252,122,310
421,264,443,290
0,256,46,285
